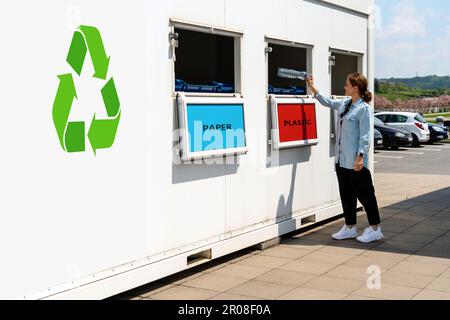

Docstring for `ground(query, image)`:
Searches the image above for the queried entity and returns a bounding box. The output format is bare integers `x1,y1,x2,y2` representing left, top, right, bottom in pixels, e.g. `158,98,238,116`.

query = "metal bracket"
169,32,179,46
329,55,336,65
169,32,179,61
328,55,336,73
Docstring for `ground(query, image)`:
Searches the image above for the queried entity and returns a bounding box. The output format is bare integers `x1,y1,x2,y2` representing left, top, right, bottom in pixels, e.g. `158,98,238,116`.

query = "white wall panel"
0,0,373,299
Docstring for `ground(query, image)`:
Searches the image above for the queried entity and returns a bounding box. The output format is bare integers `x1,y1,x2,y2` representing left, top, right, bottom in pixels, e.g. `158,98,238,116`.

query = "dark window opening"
331,53,359,96
174,28,236,93
268,43,307,95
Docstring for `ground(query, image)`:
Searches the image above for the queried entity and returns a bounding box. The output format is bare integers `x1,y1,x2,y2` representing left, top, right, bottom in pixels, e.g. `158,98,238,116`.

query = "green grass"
424,112,450,118
424,113,450,124
377,91,443,102
377,92,422,101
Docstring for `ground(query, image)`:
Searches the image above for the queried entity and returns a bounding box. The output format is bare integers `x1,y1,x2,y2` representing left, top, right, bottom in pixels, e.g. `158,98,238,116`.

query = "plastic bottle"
277,68,310,81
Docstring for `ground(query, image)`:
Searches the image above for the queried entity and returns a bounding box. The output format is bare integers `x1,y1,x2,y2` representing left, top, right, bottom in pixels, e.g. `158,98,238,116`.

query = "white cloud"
374,1,443,78
375,41,422,78
426,8,450,24
431,26,450,59
376,0,426,39
376,33,450,78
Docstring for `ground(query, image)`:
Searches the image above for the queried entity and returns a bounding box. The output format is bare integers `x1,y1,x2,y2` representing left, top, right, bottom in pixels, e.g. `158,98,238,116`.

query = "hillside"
375,76,450,102
377,75,450,91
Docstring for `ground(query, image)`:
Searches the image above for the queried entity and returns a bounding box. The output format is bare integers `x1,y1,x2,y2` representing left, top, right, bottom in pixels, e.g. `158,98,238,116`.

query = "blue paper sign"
186,104,246,153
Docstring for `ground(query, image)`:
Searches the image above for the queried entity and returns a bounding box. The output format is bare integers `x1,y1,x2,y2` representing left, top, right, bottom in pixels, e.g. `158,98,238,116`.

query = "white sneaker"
332,225,358,240
357,227,384,243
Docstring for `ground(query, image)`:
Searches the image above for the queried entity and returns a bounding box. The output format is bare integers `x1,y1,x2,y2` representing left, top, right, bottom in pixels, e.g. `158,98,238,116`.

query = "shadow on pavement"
110,187,450,300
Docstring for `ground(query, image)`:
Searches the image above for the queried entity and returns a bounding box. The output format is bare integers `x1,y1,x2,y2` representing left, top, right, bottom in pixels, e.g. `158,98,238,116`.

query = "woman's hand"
305,75,318,96
354,155,364,172
305,75,314,87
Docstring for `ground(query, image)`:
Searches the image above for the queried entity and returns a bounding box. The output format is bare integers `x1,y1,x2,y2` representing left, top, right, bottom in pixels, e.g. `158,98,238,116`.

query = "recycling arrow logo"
52,25,121,155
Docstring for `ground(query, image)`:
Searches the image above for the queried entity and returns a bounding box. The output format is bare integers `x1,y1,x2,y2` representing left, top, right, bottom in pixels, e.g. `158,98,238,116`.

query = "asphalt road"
374,141,450,176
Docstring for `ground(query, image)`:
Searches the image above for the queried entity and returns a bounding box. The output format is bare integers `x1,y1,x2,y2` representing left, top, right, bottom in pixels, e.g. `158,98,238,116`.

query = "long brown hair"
348,73,372,103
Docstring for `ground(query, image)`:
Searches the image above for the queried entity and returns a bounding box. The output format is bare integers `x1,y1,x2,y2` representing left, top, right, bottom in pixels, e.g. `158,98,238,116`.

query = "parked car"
444,121,450,131
427,123,449,144
374,128,383,149
374,117,413,150
375,112,430,147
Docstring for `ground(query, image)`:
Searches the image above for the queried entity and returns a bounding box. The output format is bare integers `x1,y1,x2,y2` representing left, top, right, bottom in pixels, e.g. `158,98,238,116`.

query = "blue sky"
375,0,450,78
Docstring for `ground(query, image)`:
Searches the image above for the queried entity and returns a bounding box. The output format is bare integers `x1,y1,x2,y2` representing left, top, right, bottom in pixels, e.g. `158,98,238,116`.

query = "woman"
305,73,383,243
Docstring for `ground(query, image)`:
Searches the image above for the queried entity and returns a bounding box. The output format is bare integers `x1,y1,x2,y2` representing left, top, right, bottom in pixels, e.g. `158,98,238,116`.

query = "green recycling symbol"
52,25,121,155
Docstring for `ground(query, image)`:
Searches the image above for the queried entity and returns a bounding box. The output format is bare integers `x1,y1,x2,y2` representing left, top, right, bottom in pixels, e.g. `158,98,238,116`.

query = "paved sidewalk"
117,172,450,300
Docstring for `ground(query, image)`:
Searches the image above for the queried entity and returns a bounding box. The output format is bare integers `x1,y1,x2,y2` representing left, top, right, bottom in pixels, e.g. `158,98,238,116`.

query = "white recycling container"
0,0,374,299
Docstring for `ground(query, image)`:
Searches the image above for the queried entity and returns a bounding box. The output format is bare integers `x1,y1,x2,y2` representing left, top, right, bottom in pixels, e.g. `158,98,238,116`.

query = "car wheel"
412,134,420,147
383,137,390,150
391,146,399,150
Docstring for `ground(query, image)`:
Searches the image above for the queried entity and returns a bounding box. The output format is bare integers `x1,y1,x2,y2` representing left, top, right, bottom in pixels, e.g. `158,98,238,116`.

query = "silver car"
375,112,430,147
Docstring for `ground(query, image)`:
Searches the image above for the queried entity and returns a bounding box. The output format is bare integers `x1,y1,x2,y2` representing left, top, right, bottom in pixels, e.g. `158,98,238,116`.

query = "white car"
375,112,430,147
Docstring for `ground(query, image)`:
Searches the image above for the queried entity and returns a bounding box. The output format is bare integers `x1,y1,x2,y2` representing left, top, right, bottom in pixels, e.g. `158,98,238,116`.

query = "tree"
374,95,392,110
375,79,380,93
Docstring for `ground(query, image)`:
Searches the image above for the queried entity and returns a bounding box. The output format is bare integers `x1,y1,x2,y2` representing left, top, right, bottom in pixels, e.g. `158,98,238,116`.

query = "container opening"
331,52,359,96
268,43,308,95
174,28,237,94
187,249,212,266
301,215,316,226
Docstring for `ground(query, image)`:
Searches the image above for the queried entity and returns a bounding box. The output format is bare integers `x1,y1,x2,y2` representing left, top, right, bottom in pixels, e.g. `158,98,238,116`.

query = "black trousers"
335,164,381,226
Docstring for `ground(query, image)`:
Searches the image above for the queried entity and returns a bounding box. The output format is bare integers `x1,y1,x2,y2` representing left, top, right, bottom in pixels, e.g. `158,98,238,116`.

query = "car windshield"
415,114,426,123
374,117,385,126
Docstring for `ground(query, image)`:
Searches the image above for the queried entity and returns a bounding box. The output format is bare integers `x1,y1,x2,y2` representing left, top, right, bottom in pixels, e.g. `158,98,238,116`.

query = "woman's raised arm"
306,75,343,111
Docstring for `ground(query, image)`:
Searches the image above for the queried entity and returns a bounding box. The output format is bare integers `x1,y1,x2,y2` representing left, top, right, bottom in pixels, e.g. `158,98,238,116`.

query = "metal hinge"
169,32,179,61
328,55,336,74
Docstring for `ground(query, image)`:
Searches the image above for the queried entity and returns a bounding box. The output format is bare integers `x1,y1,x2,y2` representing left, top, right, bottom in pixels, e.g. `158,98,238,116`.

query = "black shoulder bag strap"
340,99,352,118
337,100,352,166
339,99,353,127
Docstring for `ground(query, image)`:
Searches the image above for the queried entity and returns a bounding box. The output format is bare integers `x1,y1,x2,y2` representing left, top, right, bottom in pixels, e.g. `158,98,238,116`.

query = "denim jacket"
314,93,371,170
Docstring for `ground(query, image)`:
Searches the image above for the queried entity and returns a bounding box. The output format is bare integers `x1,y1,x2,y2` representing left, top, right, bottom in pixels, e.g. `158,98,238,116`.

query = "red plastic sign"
277,103,317,143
